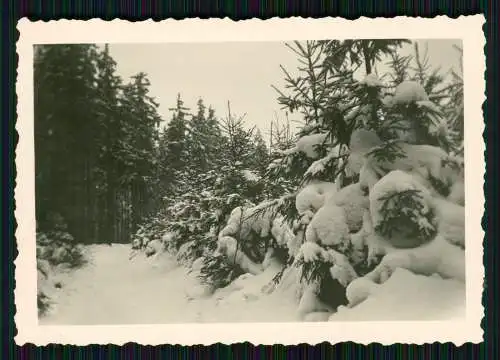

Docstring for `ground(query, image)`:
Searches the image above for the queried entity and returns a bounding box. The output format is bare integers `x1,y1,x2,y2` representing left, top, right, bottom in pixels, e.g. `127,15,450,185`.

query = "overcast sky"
108,39,462,137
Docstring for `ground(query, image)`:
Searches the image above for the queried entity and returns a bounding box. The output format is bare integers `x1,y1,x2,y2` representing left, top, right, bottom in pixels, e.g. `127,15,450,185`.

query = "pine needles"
374,189,437,245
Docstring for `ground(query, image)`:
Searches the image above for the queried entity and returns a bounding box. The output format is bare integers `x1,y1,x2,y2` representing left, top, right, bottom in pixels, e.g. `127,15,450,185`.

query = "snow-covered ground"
40,244,299,324
39,244,466,325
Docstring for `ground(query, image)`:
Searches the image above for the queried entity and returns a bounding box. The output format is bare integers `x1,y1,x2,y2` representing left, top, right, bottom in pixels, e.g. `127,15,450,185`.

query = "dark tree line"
35,44,162,243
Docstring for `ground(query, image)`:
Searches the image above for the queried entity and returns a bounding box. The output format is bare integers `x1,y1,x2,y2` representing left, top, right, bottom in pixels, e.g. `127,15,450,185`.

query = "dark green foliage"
296,257,332,285
35,44,162,245
132,210,170,249
186,99,223,173
366,139,406,163
374,189,437,247
348,244,383,276
35,44,100,242
318,275,349,310
250,130,271,176
132,99,269,281
443,45,464,144
198,253,244,289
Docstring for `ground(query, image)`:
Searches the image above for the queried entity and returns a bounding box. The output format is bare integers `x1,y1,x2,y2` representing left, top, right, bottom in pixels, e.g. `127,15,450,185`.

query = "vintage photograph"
15,17,485,345
34,38,467,324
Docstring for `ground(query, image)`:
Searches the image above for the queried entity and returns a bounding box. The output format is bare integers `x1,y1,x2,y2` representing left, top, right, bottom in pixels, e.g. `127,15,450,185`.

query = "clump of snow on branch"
295,181,338,215
304,144,347,178
432,198,465,249
216,236,263,275
305,202,350,250
270,216,295,250
333,182,370,233
282,132,329,159
391,80,429,105
241,169,260,182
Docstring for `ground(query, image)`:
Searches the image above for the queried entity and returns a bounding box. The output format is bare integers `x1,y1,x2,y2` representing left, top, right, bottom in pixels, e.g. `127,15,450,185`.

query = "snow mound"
197,262,300,323
145,239,164,256
331,268,465,321
392,81,429,104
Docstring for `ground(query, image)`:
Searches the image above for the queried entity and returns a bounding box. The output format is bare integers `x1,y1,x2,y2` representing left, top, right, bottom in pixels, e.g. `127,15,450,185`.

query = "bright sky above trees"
108,39,461,137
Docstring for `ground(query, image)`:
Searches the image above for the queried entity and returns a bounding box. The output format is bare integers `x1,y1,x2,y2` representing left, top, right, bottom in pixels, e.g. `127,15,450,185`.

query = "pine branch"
375,189,437,243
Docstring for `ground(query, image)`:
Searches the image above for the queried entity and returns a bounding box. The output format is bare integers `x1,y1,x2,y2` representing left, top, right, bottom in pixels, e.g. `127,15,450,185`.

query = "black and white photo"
15,17,485,345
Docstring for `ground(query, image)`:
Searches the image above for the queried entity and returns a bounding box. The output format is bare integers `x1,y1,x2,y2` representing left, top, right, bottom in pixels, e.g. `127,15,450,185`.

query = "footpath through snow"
40,244,466,325
40,244,299,324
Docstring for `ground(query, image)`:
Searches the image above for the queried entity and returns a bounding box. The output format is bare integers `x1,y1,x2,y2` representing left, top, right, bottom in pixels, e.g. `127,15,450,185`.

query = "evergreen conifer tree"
204,40,464,319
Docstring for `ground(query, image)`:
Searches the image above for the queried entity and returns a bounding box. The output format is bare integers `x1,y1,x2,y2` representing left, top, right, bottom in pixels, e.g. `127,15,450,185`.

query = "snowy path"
40,244,298,325
40,244,466,325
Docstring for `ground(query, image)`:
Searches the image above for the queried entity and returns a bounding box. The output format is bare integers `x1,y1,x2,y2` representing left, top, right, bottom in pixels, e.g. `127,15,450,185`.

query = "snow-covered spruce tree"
316,41,464,314
207,41,363,315
196,103,270,289
209,40,465,320
129,94,194,255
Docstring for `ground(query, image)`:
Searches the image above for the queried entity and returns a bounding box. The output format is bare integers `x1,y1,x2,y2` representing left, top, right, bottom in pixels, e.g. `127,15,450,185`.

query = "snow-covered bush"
131,216,168,251
211,200,292,279
432,197,465,249
36,231,86,268
354,133,463,196
346,129,383,175
36,230,86,317
198,252,245,290
290,242,356,317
